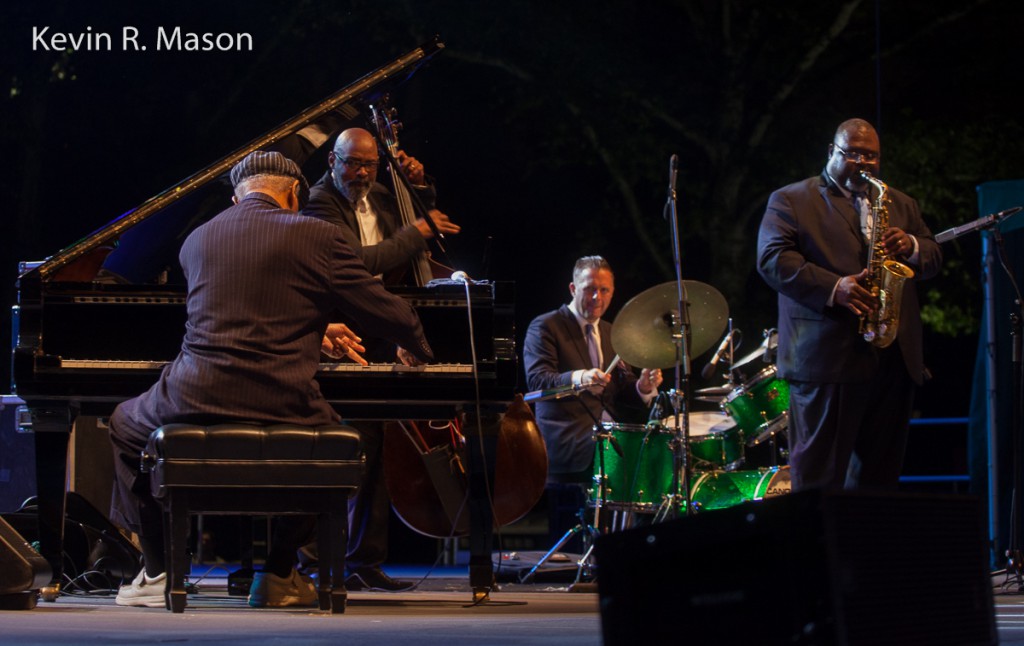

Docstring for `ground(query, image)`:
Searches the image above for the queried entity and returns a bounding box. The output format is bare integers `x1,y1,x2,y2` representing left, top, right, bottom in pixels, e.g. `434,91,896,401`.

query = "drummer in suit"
524,256,662,543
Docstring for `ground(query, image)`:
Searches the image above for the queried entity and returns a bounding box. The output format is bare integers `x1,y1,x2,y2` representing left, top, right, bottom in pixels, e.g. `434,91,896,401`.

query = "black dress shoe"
345,567,415,592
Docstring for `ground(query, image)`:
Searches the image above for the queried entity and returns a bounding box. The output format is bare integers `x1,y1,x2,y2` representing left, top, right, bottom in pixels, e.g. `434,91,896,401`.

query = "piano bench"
141,423,364,614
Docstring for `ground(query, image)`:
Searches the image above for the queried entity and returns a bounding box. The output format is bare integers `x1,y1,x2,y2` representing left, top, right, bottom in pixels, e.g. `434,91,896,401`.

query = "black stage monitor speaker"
5,492,141,594
0,514,51,609
596,489,996,646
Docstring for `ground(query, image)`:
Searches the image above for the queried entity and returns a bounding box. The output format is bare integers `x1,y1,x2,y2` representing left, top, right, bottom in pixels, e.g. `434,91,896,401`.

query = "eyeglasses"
338,157,379,171
832,144,878,164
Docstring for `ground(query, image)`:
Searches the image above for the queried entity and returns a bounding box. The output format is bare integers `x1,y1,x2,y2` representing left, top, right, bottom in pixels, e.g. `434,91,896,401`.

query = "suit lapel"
368,190,398,238
558,306,593,368
815,183,864,256
334,195,361,239
819,181,863,244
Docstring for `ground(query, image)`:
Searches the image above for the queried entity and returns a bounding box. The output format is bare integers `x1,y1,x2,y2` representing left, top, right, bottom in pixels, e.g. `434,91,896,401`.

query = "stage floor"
3,567,1024,645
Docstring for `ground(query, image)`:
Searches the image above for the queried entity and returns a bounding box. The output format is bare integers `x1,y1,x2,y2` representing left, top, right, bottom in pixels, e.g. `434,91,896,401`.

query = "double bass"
367,99,547,538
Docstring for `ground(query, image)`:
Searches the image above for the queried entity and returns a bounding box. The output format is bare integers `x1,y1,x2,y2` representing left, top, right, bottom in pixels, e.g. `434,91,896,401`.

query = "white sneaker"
248,569,318,608
115,569,167,608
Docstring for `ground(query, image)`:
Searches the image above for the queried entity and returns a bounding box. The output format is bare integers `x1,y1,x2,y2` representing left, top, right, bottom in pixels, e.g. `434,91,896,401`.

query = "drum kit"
594,282,793,523
522,281,793,583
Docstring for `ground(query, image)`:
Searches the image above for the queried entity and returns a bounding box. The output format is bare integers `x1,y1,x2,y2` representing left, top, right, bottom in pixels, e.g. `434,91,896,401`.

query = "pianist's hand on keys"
396,346,425,367
321,323,368,365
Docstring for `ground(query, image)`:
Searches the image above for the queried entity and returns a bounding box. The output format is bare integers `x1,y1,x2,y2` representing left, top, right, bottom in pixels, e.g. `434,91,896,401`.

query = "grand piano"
11,38,517,599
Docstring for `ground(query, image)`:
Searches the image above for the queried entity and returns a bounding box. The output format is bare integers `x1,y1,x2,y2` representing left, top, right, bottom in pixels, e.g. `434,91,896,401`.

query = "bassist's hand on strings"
414,209,461,239
395,150,427,186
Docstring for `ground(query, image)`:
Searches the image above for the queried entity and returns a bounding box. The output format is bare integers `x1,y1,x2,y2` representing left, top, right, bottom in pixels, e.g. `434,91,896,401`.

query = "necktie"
585,323,602,370
854,192,872,243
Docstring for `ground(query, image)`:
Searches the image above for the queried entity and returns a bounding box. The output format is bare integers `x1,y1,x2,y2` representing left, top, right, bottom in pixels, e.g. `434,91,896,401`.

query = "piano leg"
30,407,75,600
464,406,501,602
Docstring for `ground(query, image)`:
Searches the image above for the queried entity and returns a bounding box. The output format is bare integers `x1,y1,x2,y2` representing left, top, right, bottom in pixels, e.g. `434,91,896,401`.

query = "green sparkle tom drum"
722,365,790,446
663,411,744,472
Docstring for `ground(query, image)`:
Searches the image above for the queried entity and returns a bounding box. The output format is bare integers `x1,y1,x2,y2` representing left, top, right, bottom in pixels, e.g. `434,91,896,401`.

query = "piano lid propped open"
21,36,444,287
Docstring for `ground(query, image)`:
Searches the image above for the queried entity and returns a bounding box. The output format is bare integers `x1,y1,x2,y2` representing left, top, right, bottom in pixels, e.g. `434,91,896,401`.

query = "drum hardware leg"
520,429,614,585
654,491,702,520
573,538,598,584
613,508,635,532
519,506,600,584
654,494,679,521
660,389,697,522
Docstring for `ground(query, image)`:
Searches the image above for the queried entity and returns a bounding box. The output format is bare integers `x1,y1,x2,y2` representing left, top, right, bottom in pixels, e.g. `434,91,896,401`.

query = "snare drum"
690,466,791,511
592,423,674,510
663,412,744,472
722,365,790,446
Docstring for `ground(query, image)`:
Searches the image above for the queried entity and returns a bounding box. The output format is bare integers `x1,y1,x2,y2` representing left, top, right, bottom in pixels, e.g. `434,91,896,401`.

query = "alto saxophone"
858,171,914,348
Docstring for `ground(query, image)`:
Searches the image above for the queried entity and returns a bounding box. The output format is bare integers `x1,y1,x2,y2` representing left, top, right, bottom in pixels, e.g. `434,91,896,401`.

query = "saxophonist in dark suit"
757,118,942,492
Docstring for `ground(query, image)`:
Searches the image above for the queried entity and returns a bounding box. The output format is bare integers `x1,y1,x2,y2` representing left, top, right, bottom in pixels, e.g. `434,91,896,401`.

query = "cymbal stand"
653,389,689,522
658,154,694,520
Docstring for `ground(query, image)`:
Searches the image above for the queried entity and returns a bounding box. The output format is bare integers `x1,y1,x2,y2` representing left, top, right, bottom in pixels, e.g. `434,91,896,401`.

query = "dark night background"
2,1,1024,556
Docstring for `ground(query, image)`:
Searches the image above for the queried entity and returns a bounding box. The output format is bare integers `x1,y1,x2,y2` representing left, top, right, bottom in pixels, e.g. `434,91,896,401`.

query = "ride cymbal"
611,281,728,369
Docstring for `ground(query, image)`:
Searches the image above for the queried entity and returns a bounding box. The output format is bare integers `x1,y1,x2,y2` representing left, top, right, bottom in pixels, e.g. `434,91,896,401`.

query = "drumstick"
605,354,622,373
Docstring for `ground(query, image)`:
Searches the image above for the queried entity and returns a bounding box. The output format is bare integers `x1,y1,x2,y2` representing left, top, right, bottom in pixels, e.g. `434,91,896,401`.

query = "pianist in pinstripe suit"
107,151,433,608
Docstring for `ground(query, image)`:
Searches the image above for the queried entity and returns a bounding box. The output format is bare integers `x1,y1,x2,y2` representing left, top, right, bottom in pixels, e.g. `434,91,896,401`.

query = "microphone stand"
661,154,693,520
938,208,1024,586
990,226,1024,589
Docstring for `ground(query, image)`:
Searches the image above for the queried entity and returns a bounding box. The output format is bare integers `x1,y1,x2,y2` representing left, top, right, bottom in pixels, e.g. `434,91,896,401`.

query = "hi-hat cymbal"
694,384,732,403
611,281,728,369
732,346,766,370
732,329,778,370
695,385,733,397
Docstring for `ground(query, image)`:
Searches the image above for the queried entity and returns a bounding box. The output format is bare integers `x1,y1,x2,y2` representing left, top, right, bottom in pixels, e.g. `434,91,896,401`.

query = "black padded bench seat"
142,423,364,613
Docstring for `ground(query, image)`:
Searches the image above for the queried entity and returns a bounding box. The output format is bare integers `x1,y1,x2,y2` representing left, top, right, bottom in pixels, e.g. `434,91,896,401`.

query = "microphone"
668,154,678,199
701,329,740,380
935,206,1023,244
450,270,472,284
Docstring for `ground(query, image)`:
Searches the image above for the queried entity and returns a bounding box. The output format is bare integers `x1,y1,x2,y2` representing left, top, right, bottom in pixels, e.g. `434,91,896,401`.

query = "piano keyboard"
58,359,473,373
318,363,473,373
60,359,167,370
